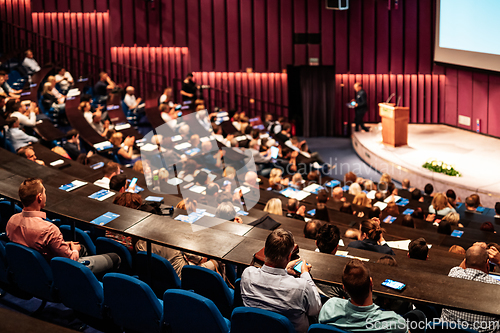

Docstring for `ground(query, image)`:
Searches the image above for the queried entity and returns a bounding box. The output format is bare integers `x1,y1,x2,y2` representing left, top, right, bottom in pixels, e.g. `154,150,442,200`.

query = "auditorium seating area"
1,2,500,333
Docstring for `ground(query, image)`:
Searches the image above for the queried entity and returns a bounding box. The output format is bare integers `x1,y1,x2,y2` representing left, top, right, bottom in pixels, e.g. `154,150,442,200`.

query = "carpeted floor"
305,136,387,184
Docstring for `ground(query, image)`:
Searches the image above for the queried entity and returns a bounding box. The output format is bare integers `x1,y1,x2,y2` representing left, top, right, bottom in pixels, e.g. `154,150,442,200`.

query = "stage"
351,124,500,207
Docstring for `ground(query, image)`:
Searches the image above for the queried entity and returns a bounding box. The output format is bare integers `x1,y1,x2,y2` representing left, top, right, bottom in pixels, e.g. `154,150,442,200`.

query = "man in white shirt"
240,229,322,333
94,162,121,189
22,50,41,75
10,101,38,127
54,68,74,93
123,86,143,112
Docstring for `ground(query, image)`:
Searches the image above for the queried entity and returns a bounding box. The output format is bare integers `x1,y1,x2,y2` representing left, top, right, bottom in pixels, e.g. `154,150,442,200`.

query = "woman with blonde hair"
429,193,456,216
441,211,463,228
348,219,395,255
352,192,371,207
263,198,283,216
363,179,376,191
379,173,391,184
290,173,304,190
41,81,65,114
269,168,288,190
109,132,136,164
348,182,362,196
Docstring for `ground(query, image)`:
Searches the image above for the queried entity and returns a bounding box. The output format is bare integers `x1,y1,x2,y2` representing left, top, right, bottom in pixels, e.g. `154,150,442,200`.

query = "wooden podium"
378,103,409,147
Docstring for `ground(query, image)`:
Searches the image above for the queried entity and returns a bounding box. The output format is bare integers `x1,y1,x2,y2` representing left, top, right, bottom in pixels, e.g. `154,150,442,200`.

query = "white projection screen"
435,0,500,72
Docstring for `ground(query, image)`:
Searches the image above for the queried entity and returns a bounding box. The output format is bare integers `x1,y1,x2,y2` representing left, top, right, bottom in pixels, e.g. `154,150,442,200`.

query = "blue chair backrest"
59,225,96,256
51,257,104,319
231,307,296,333
427,322,479,333
308,323,350,333
103,273,163,333
0,200,22,232
0,241,8,284
4,138,16,153
95,237,133,274
181,265,234,318
163,289,230,333
7,70,21,85
135,251,181,298
233,278,243,308
5,242,56,301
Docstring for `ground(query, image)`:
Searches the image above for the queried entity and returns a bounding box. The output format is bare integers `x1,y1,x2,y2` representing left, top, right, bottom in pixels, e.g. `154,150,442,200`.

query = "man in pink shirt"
6,178,120,273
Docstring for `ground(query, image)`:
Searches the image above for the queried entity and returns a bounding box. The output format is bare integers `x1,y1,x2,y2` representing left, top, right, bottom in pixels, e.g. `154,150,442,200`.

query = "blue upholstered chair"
181,265,234,318
0,200,22,232
5,242,58,313
231,307,296,333
95,237,133,274
51,257,117,331
103,272,163,333
163,289,230,333
59,225,96,256
135,251,181,298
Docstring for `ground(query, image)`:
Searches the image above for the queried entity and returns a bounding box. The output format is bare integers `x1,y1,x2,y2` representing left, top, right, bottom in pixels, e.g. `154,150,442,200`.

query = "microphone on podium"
386,93,396,103
396,96,402,107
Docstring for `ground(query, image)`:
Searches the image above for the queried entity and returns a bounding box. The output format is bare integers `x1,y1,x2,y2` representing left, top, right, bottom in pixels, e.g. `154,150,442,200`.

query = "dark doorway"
287,66,337,137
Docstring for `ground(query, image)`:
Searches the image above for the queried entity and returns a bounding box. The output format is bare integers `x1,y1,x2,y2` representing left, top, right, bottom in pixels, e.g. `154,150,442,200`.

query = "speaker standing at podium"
352,82,369,132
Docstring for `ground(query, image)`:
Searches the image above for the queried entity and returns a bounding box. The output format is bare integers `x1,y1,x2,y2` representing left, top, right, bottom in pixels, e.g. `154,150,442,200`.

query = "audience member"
315,224,349,299
286,198,306,221
9,101,37,127
332,187,346,202
263,198,283,216
377,256,398,266
437,218,453,235
17,146,45,165
54,67,74,94
5,116,38,151
22,49,41,75
180,73,198,102
6,178,120,273
304,219,324,240
215,201,243,223
348,219,395,255
465,194,481,212
109,132,136,164
41,82,65,113
123,86,143,112
429,193,456,216
344,227,361,240
94,72,116,104
352,192,371,208
449,245,466,256
344,171,357,186
90,113,110,137
339,202,354,215
348,183,362,196
109,174,128,192
159,87,174,106
241,229,322,333
441,212,463,228
319,259,407,333
401,215,414,228
408,238,428,260
94,162,120,189
480,222,496,233
440,244,500,332
315,189,330,222
62,129,84,160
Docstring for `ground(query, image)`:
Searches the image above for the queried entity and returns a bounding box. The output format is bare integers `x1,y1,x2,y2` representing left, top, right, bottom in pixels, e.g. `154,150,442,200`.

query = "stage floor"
351,124,500,207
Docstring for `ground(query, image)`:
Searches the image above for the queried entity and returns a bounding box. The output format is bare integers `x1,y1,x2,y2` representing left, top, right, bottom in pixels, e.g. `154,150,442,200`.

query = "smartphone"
293,260,304,274
351,101,356,106
177,111,183,117
127,177,138,192
90,161,105,170
307,209,316,216
382,279,406,291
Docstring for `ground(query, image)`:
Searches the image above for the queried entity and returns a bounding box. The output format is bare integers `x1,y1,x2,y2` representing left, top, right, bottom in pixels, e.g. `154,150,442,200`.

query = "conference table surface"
1,149,499,317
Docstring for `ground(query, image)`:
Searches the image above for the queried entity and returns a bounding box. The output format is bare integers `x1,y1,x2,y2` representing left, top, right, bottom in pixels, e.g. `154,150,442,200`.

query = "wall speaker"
326,0,349,10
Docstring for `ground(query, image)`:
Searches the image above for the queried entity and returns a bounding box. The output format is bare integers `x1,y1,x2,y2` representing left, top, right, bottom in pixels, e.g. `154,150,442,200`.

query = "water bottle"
476,119,480,133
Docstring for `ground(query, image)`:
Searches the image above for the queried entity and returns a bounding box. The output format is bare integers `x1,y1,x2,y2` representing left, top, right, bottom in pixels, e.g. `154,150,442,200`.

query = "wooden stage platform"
352,124,500,207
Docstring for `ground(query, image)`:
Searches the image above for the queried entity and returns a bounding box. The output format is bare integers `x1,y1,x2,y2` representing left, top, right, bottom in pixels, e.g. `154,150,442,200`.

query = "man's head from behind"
110,174,127,192
304,219,324,240
103,162,120,178
287,198,299,213
316,224,340,254
317,189,329,204
342,259,372,305
424,183,434,196
465,194,480,211
408,238,429,260
264,228,295,268
19,178,45,209
465,245,489,273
